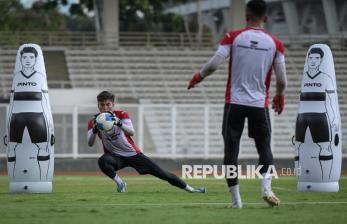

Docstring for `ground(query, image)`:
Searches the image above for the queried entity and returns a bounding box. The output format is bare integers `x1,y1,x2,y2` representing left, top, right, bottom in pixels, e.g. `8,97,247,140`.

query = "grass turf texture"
0,176,347,224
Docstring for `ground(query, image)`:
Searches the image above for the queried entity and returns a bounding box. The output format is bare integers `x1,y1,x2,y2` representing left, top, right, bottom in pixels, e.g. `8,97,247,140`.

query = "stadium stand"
1,39,346,158
65,48,227,104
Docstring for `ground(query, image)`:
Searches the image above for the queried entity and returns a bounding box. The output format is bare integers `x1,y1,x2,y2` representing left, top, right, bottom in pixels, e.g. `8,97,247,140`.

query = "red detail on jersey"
125,135,141,154
266,31,285,54
220,28,249,45
114,110,129,119
225,51,233,103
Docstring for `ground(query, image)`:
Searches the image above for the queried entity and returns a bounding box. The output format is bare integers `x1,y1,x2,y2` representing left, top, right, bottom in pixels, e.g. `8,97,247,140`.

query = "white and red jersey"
87,110,141,157
217,27,285,108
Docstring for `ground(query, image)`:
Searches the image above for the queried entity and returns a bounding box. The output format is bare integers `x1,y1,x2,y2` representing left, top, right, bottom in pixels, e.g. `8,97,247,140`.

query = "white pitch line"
3,201,347,208
281,201,347,205
100,201,347,206
272,186,294,192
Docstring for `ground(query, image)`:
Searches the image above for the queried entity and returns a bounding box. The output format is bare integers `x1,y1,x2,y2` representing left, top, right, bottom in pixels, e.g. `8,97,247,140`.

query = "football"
95,112,115,131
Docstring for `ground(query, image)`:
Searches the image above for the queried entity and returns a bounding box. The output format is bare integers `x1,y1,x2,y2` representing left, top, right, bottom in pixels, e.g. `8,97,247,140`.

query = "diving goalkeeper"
87,91,205,193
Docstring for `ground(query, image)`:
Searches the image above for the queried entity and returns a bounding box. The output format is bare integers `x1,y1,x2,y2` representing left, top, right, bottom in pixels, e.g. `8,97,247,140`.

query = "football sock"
184,184,197,193
113,174,124,186
261,173,272,193
228,184,242,208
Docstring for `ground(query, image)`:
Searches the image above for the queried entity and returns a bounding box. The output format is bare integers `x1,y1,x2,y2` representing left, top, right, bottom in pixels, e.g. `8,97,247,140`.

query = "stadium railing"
277,33,347,50
0,31,214,48
0,103,346,159
1,32,346,49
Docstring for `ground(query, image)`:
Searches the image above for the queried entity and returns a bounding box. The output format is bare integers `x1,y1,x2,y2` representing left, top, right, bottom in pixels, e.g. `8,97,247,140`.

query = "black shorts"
222,104,273,185
10,112,48,143
103,152,163,175
222,103,271,139
295,113,330,143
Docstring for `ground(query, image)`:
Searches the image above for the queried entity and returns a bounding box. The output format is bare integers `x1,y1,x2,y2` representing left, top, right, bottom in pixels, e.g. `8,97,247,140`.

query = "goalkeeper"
87,91,205,193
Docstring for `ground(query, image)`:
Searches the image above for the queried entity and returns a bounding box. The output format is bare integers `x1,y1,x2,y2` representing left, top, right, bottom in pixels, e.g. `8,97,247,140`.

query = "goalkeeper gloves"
107,111,123,127
272,94,285,115
187,72,203,89
92,113,99,134
114,116,123,127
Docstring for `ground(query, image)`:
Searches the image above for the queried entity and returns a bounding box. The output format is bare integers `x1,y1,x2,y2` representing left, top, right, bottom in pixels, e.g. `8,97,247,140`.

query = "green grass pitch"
0,175,347,224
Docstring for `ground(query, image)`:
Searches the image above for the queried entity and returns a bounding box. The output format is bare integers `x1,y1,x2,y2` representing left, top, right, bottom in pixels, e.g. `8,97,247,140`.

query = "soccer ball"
95,113,114,131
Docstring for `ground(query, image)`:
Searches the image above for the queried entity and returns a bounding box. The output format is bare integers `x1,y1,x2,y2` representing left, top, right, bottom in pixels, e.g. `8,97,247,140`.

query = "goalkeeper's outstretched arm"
87,129,97,147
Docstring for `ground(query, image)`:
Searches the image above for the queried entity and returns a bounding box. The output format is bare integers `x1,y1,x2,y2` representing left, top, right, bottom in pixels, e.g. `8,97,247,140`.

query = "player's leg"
222,104,246,208
98,153,127,192
126,153,205,193
248,107,279,206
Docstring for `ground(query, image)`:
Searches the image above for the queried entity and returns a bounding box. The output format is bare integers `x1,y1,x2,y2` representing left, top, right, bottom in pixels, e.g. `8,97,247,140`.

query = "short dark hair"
246,0,267,20
20,47,38,57
308,48,324,58
97,91,115,102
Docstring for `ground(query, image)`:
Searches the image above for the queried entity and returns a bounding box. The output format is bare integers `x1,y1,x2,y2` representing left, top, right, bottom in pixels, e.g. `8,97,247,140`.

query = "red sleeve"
114,110,130,120
276,39,285,54
219,28,247,45
87,119,94,130
271,35,285,54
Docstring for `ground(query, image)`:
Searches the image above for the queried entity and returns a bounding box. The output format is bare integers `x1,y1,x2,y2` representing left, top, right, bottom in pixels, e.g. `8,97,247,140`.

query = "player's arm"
187,45,228,89
118,118,135,136
111,111,135,136
200,52,226,78
87,118,98,147
272,43,287,115
274,62,287,95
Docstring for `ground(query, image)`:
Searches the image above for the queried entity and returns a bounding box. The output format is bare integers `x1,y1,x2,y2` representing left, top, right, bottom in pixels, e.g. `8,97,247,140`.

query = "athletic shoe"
117,181,127,193
226,201,242,209
196,187,206,193
262,189,280,207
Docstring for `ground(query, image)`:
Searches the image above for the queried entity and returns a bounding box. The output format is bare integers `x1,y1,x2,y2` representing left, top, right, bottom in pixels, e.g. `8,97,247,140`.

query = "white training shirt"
217,27,285,108
87,110,141,157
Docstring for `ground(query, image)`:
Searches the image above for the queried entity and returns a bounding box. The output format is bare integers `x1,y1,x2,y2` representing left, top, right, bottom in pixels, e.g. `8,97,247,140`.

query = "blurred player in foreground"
88,91,205,193
188,0,287,208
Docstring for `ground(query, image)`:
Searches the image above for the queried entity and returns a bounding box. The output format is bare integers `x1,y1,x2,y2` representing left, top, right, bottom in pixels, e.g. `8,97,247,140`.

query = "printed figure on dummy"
5,44,55,193
295,44,341,192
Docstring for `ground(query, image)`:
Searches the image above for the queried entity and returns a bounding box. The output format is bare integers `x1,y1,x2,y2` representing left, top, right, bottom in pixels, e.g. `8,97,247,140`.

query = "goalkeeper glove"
114,116,123,127
272,94,285,115
187,72,203,89
107,111,123,127
92,113,100,134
